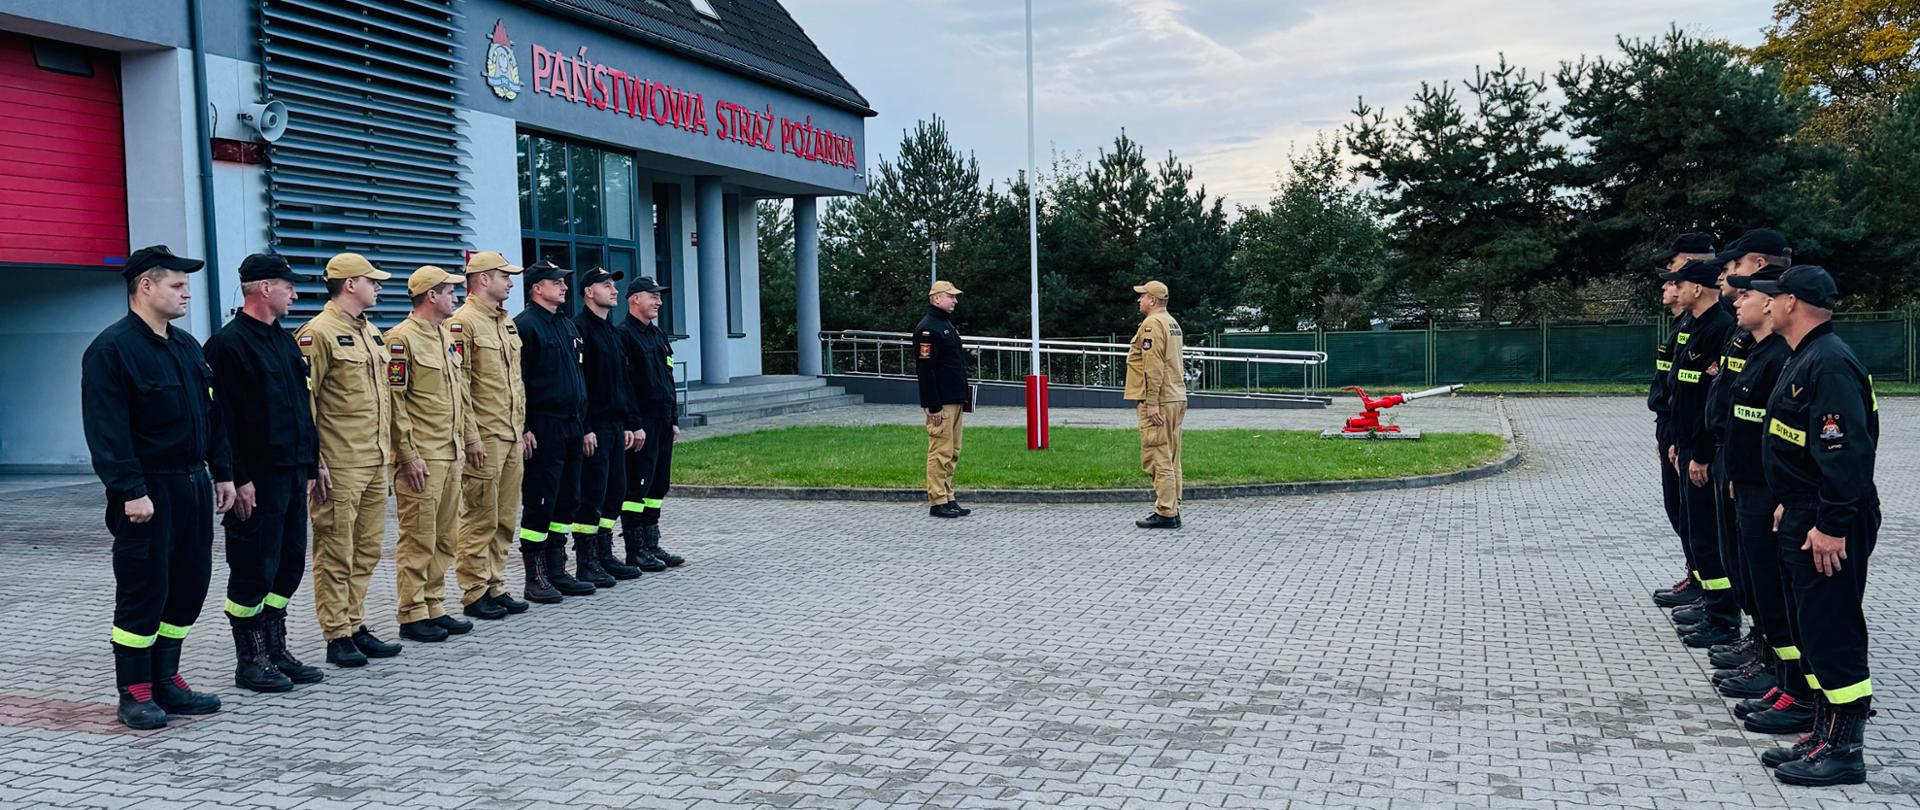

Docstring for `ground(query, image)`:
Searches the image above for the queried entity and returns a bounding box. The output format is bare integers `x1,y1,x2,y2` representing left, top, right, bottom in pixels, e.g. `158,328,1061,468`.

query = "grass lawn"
674,426,1507,489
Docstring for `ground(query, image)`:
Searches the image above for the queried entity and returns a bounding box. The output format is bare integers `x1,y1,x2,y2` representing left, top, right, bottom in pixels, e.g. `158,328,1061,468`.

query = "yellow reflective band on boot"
225,599,263,618
1769,418,1806,446
643,498,663,509
263,593,290,610
1655,360,1673,372
111,626,157,648
518,527,547,542
1774,645,1802,661
1825,678,1872,704
156,623,190,640
621,501,644,512
1699,576,1732,591
1676,369,1703,383
1733,405,1766,423
571,523,597,535
598,517,616,529
1806,673,1822,690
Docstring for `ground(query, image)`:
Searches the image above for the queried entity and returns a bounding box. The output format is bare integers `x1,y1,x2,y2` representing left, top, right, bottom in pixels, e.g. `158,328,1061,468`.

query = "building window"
517,131,641,316
689,0,721,20
724,194,743,336
652,182,685,337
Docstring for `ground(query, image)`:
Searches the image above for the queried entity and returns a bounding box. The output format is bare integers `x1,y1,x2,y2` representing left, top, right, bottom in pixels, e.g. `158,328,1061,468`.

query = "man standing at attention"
1125,280,1187,529
914,280,970,518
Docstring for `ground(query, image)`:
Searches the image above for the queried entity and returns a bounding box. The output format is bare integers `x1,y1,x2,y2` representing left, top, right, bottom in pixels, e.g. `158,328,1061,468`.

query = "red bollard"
1025,374,1050,450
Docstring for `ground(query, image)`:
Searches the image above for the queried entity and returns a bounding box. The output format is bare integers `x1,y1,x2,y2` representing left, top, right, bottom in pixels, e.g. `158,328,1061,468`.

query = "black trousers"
573,423,627,537
109,470,213,649
222,466,309,618
1711,462,1751,619
1780,500,1879,704
521,415,584,549
1657,431,1686,555
1732,480,1807,698
623,405,675,528
1680,465,1739,626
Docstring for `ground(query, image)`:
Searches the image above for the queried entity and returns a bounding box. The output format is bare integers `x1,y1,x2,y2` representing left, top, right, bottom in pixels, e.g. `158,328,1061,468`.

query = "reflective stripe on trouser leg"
1825,678,1873,704
518,527,547,542
1774,646,1801,660
156,623,190,640
622,501,644,512
571,524,597,535
225,599,263,618
112,627,158,648
642,498,663,509
597,517,615,529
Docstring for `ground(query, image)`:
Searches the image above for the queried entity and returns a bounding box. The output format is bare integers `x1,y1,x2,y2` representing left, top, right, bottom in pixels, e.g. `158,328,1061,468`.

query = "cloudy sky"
786,0,1779,207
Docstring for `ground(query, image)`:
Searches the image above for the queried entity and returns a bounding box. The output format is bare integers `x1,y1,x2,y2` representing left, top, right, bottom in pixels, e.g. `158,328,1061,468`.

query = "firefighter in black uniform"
1698,230,1791,699
1662,259,1739,647
617,277,685,570
569,267,643,588
82,245,236,730
915,280,971,517
1650,233,1715,608
1721,266,1811,735
514,261,596,602
204,253,325,694
1750,266,1880,787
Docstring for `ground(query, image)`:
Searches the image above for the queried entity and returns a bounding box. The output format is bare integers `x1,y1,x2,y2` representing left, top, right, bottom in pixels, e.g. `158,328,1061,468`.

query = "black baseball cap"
1748,265,1837,309
625,276,669,296
1711,228,1790,265
1653,232,1716,267
525,260,571,284
1657,259,1719,286
237,252,304,283
581,267,623,287
1726,265,1786,290
122,244,204,281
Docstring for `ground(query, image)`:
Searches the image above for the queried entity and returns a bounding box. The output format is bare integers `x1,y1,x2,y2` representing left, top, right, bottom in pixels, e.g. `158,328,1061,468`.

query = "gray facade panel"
0,0,251,58
460,0,864,196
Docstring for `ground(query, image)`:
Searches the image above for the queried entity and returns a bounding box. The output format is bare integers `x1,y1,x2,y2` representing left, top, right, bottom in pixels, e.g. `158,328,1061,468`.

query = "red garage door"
0,31,127,267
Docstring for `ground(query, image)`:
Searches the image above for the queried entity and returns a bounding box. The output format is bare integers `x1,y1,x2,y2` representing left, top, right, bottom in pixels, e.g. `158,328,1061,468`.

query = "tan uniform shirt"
447,299,525,446
1124,309,1188,403
385,314,470,464
296,300,393,469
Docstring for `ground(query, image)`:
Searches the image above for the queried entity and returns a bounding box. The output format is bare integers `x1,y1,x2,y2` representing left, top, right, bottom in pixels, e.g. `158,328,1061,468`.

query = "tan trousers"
1138,401,1186,516
457,437,524,606
310,464,388,640
925,404,964,504
394,458,460,624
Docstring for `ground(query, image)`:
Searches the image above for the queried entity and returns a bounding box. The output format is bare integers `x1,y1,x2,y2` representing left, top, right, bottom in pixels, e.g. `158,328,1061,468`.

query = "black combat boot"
325,637,368,668
1775,697,1870,786
1670,604,1709,626
465,594,509,620
548,536,597,595
1734,688,1783,721
1652,571,1702,607
623,523,667,573
1762,696,1830,768
1717,662,1778,700
520,543,564,604
1682,622,1741,648
600,529,642,580
150,637,222,715
1746,691,1818,734
1135,513,1182,529
261,608,323,684
493,591,531,614
645,524,685,567
399,618,449,643
350,627,402,658
575,533,616,589
230,615,293,693
113,645,167,730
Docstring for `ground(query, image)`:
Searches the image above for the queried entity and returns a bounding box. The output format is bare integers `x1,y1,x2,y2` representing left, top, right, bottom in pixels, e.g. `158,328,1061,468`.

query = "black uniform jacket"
1668,303,1733,468
82,313,234,500
205,311,319,485
1762,321,1879,538
515,303,588,429
912,307,968,413
574,309,635,429
618,316,678,424
1723,333,1789,486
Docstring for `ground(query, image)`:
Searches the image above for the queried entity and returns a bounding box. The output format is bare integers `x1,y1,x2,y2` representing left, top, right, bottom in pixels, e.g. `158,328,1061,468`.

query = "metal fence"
1217,312,1917,389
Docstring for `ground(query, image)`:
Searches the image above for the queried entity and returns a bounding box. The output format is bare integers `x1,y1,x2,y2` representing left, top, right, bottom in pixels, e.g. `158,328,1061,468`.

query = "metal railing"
821,330,1330,404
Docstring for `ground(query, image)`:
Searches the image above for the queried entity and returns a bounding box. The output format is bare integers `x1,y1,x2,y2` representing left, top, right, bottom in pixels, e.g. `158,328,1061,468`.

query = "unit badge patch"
1141,339,1153,350
387,360,408,386
918,343,932,359
1820,414,1843,441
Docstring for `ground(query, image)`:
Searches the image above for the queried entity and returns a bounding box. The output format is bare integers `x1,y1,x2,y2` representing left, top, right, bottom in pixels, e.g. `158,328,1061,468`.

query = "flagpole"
1023,0,1049,450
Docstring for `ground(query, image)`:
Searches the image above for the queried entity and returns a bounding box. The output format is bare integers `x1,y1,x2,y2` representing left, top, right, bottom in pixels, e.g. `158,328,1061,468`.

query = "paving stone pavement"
0,397,1912,809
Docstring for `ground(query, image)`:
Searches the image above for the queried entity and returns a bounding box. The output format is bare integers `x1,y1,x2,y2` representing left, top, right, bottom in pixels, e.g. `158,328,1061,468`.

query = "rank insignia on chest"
299,335,313,347
387,359,408,385
336,335,355,347
1820,414,1843,440
918,344,932,359
1790,384,1803,399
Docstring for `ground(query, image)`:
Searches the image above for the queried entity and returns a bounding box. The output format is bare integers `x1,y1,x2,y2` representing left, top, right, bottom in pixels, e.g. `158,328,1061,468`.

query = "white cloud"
788,0,1776,206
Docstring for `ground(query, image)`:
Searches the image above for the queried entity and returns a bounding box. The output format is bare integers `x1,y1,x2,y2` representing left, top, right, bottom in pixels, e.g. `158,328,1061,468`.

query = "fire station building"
0,0,870,470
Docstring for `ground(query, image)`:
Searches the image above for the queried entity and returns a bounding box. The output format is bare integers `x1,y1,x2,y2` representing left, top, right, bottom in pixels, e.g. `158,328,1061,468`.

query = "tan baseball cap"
325,253,393,281
929,280,963,296
1133,280,1169,299
407,265,460,296
465,250,522,275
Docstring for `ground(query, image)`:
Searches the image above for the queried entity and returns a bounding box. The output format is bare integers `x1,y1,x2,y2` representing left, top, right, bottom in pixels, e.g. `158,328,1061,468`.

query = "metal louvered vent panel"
262,0,469,326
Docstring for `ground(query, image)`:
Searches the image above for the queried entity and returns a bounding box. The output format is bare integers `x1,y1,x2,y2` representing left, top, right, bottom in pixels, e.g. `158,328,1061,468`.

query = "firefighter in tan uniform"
1124,280,1187,529
295,253,403,667
448,251,530,621
385,266,473,643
